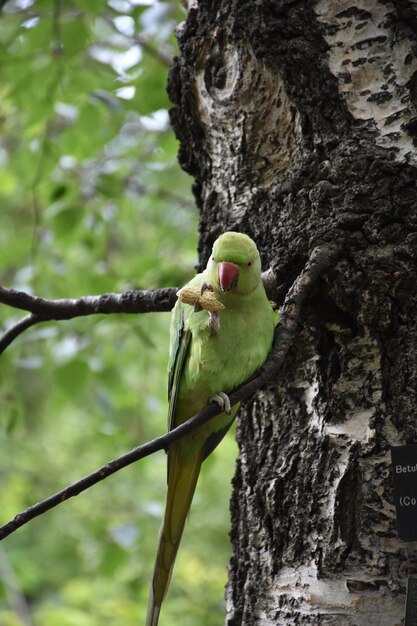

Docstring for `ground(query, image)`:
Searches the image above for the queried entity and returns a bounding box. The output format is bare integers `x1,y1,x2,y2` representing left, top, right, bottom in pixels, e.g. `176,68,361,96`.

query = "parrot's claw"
208,311,220,334
210,392,232,415
200,282,214,296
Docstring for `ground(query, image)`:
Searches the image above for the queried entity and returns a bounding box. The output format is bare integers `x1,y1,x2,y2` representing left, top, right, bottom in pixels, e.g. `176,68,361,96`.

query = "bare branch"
0,286,178,317
0,314,48,355
0,270,278,355
0,243,340,541
0,287,179,354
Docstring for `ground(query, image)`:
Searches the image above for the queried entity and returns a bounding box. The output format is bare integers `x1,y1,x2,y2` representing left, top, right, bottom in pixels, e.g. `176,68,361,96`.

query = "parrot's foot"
210,392,232,415
208,311,220,334
200,282,214,296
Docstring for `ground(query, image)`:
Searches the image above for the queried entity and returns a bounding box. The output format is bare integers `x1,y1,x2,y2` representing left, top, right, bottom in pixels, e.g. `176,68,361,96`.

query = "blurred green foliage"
0,1,237,625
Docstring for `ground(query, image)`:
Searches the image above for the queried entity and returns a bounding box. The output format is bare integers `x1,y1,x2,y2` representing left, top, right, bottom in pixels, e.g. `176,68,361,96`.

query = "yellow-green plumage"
146,232,275,625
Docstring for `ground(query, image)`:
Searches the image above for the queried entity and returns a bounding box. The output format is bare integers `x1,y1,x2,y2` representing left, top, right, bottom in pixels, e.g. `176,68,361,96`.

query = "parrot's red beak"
218,262,238,291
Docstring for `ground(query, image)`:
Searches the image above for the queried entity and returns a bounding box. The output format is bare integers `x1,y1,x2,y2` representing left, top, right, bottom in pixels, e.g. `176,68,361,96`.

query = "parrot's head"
206,232,262,297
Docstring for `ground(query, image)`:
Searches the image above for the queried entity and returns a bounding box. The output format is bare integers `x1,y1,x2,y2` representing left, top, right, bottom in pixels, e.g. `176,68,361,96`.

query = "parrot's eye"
247,261,252,267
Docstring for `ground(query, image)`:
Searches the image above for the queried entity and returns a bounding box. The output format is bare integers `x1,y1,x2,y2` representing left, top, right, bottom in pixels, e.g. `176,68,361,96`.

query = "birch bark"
169,1,417,623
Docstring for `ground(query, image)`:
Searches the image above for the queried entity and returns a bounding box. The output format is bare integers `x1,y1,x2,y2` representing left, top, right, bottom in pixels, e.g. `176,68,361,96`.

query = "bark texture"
168,1,417,623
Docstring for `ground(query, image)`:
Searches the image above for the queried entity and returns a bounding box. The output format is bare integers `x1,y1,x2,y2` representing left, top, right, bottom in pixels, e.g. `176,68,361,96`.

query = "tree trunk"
168,1,417,623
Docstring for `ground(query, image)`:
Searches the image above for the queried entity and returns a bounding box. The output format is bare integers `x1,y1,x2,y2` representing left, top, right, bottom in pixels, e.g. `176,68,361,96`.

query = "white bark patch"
315,0,417,162
266,564,404,625
303,331,378,444
306,387,375,443
325,408,374,442
182,0,198,9
304,379,320,428
329,329,379,436
194,42,299,218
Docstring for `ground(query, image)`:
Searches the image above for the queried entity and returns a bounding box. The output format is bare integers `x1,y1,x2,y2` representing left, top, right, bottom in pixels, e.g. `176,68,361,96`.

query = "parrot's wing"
167,299,191,432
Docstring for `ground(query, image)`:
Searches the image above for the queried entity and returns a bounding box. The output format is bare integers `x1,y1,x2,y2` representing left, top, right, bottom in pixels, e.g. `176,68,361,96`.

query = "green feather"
146,232,275,625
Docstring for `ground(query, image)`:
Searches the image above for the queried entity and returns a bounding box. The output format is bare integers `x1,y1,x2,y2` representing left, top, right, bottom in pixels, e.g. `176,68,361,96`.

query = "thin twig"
102,12,172,67
31,0,64,259
0,314,48,355
0,243,340,541
0,287,179,354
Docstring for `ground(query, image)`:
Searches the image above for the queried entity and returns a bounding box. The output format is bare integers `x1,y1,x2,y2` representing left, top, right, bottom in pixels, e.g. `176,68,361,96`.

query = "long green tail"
145,448,203,626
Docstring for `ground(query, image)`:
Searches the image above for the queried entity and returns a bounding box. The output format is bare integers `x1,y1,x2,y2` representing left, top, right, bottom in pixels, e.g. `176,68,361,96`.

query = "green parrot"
146,231,275,626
